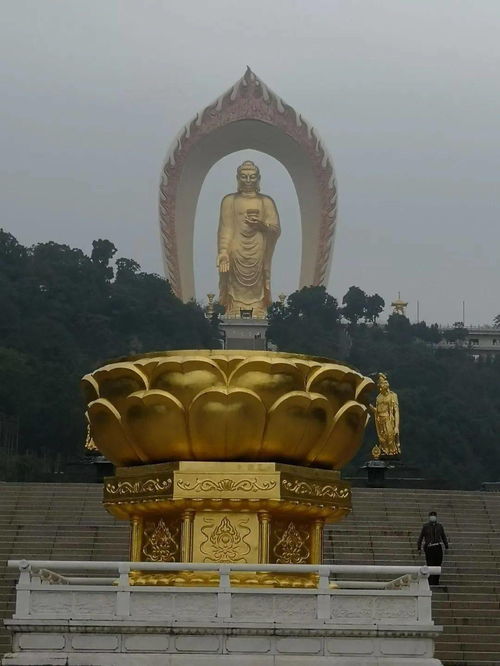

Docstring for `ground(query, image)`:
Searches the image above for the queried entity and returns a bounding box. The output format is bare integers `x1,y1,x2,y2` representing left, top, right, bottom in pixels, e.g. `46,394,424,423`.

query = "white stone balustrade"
3,561,443,666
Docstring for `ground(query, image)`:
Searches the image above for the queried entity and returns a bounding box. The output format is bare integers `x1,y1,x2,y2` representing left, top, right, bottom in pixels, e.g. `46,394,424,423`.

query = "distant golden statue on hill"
217,161,280,318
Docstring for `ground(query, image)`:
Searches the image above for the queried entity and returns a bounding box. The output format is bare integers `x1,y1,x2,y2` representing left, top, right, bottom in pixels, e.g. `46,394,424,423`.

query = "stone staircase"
0,482,499,665
0,483,129,658
325,488,500,666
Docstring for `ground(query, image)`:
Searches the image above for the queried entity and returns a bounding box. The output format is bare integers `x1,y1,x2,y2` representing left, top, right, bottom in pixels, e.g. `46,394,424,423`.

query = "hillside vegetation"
1,229,498,489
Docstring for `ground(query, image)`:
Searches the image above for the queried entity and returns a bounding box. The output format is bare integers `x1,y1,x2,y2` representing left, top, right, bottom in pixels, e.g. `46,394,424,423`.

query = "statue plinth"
83,350,374,587
221,315,268,350
104,461,350,586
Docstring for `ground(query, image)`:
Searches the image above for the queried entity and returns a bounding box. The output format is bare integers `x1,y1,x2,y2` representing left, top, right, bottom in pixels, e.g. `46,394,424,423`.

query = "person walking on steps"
417,511,449,586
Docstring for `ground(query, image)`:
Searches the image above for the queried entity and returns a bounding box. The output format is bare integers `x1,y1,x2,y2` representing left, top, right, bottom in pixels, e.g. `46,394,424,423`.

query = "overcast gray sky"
1,0,499,324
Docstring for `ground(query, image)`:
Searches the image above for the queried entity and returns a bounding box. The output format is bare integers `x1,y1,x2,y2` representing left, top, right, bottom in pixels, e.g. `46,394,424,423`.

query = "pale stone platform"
2,561,442,666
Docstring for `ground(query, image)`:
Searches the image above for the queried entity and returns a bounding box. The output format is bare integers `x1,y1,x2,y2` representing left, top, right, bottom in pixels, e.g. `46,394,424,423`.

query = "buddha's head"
237,160,260,193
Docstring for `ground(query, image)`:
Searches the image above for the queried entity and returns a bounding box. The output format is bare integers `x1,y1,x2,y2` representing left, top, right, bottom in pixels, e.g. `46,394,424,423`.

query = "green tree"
412,321,442,344
443,322,468,345
386,313,413,344
364,294,385,323
342,286,367,326
91,239,117,282
0,230,218,480
267,286,344,358
269,285,500,490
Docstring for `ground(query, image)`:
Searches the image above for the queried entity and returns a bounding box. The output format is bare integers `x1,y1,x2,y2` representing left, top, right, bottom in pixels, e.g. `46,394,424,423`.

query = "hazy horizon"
1,1,499,325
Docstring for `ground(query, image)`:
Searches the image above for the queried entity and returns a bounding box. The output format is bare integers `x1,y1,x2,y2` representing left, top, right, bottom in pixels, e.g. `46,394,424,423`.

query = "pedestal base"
355,461,448,489
104,462,351,586
221,317,268,350
364,460,389,488
3,586,442,666
2,643,443,666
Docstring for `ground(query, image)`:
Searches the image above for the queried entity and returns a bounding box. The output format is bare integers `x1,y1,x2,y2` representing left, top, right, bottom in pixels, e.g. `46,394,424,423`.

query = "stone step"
434,601,500,610
434,612,500,624
440,651,500,660
439,624,500,635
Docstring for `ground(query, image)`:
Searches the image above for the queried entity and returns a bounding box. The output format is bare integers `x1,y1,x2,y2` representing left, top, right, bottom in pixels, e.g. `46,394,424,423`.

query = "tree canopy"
0,229,217,480
1,228,498,489
268,295,500,490
267,286,345,358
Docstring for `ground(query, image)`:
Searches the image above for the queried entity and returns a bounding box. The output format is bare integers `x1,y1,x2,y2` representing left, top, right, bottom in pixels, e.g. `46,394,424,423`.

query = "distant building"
465,326,500,359
439,326,500,360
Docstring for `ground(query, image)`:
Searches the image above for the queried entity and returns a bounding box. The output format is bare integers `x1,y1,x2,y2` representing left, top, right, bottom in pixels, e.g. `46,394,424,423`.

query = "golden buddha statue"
372,373,401,456
217,161,280,318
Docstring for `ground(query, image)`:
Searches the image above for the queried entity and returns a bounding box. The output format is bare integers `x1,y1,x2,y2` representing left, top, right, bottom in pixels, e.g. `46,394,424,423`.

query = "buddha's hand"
245,212,263,226
217,252,230,273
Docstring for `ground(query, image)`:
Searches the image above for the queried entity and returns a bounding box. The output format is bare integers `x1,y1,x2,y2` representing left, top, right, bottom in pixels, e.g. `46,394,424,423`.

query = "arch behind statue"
159,68,337,301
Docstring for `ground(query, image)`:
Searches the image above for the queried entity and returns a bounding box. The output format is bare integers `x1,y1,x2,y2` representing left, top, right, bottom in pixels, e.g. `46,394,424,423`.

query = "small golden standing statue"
217,161,281,318
371,373,401,457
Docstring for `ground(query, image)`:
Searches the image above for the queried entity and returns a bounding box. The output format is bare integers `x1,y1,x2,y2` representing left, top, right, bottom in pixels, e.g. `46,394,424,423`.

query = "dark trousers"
425,544,443,585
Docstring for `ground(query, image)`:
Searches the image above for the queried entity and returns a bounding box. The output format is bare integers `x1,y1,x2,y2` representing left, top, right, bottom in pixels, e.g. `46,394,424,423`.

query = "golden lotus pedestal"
104,461,351,587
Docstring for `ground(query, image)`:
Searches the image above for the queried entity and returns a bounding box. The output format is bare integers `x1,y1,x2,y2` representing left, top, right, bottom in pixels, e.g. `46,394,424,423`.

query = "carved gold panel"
141,517,180,563
192,512,259,564
271,520,311,565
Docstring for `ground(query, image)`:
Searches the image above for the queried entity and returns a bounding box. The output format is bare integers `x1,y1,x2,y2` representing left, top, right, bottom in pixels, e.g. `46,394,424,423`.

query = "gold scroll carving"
105,477,172,497
281,478,350,500
176,477,276,493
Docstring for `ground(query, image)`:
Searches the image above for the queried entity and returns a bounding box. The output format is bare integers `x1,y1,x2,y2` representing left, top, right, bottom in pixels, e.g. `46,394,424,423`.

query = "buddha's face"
237,167,260,193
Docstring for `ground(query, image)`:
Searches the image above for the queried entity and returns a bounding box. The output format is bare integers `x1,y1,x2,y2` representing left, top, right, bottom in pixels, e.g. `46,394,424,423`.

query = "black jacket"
417,521,449,550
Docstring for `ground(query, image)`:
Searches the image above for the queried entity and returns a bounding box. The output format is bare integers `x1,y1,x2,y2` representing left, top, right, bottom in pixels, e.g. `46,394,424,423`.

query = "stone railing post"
14,560,32,619
416,566,432,623
217,565,231,619
116,563,131,618
317,565,330,620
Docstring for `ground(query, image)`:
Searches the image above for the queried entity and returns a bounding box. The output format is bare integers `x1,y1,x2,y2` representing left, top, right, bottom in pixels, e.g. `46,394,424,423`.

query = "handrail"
7,560,441,589
7,559,438,628
8,559,441,577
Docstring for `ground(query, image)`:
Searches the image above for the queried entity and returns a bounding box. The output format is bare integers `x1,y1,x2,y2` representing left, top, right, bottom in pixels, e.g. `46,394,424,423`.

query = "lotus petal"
211,354,247,378
87,398,145,466
294,359,320,381
123,390,189,462
81,374,99,403
82,351,373,470
134,358,162,381
92,363,149,413
355,377,376,405
189,387,266,460
306,400,368,469
262,392,332,463
306,365,361,414
150,357,225,408
229,358,304,409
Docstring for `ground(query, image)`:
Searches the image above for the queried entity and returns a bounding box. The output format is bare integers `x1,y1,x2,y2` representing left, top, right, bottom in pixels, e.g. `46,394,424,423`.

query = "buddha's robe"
218,192,280,314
